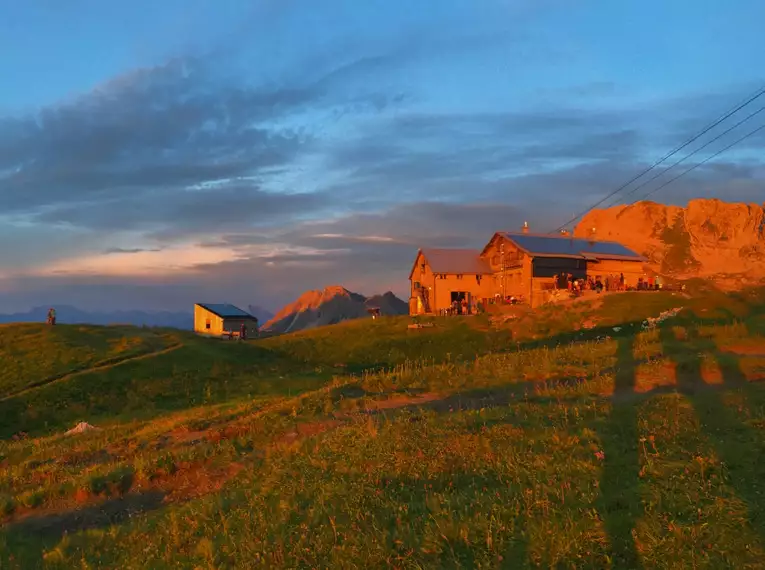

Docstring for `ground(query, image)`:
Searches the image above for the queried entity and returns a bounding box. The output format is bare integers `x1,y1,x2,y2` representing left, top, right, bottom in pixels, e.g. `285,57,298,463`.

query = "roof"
195,303,258,319
417,248,493,275
501,232,645,261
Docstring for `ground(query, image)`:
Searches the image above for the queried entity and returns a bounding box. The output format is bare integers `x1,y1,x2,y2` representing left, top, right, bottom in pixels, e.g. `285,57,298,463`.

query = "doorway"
450,291,469,315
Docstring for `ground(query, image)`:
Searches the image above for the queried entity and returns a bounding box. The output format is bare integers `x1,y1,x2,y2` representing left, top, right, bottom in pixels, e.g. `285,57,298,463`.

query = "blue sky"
0,0,764,312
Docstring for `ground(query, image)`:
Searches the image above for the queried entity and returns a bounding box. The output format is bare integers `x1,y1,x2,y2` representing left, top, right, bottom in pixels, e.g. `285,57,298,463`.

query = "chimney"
522,221,529,234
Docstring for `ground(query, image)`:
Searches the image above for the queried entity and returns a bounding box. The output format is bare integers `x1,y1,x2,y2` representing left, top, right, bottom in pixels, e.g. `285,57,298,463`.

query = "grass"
0,324,173,398
259,315,515,372
1,287,765,568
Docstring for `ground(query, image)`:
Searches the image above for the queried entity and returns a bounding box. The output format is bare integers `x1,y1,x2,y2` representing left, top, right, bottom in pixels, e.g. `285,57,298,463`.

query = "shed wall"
194,306,224,335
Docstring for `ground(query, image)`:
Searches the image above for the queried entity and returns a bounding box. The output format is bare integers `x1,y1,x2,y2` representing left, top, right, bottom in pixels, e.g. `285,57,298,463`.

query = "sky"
1,0,764,313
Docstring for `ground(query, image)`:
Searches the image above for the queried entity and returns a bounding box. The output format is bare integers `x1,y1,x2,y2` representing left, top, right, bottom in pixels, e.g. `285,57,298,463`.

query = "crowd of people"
552,272,663,295
442,297,472,316
438,270,668,316
440,293,526,316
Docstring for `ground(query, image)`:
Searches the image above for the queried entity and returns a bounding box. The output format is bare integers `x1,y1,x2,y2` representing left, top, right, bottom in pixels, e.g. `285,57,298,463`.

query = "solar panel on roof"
197,303,254,318
504,233,642,259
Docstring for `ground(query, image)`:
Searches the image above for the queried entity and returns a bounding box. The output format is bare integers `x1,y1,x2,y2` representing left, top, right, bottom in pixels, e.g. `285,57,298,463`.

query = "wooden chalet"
409,224,646,314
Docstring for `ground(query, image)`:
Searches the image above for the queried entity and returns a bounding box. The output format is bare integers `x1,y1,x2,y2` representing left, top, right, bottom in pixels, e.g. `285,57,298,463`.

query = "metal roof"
502,233,644,261
196,303,257,319
420,248,493,275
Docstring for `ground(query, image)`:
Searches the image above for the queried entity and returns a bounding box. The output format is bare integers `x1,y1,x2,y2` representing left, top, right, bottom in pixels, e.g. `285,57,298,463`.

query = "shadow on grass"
595,334,643,569
659,324,765,543
369,473,531,568
1,491,167,566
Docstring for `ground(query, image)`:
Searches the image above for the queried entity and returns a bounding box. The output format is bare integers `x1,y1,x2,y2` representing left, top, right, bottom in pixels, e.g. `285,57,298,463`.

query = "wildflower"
595,450,605,460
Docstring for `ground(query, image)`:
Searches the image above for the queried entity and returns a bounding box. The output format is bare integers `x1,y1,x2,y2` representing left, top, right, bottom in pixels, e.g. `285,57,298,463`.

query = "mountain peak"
322,285,352,296
262,286,407,334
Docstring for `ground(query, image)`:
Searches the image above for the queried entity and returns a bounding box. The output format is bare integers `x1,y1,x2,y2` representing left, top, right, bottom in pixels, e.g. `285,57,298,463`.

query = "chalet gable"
409,248,492,279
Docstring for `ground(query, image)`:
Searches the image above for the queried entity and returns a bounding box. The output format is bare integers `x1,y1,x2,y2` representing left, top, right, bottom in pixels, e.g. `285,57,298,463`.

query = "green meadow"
1,288,765,569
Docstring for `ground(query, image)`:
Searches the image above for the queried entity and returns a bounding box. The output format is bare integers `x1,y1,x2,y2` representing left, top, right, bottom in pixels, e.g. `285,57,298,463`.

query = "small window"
420,263,425,271
456,274,463,279
413,281,421,289
205,319,211,330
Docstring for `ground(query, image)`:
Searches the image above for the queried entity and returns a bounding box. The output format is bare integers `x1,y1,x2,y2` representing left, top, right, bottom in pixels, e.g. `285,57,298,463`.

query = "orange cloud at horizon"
0,241,356,282
22,244,246,278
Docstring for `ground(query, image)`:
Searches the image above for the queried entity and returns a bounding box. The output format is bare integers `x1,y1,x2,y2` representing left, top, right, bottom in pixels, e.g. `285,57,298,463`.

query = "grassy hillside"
259,315,515,371
1,288,765,568
0,324,173,399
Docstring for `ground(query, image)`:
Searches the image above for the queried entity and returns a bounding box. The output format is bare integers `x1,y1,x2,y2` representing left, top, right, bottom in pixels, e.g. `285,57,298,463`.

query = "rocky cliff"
574,199,765,287
261,286,408,334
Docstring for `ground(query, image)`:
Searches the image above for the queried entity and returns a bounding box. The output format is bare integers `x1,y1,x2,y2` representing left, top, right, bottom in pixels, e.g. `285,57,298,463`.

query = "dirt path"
1,343,184,402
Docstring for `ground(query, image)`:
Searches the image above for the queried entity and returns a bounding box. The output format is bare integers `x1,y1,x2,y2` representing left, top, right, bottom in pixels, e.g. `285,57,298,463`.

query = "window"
413,281,421,289
456,274,463,279
205,319,211,330
420,263,425,272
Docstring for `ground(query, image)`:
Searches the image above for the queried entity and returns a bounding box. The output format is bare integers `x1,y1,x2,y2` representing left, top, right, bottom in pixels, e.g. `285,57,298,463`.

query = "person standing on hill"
47,307,56,325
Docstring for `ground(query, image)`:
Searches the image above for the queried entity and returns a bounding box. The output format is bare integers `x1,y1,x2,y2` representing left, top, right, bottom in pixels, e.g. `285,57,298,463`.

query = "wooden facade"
409,231,646,314
409,249,494,315
194,303,259,337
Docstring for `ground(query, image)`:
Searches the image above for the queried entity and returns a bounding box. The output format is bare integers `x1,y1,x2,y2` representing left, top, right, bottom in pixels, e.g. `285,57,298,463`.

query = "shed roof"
501,233,645,261
196,303,258,319
418,248,493,275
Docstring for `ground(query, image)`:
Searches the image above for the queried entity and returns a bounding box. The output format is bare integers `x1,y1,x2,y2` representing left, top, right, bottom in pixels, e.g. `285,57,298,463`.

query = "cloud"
0,53,405,218
103,247,162,254
33,184,334,241
2,3,764,315
29,244,245,278
323,108,647,197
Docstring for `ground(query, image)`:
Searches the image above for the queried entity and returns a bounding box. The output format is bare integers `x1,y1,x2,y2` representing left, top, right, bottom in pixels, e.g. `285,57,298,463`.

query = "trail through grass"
1,288,765,568
0,324,172,398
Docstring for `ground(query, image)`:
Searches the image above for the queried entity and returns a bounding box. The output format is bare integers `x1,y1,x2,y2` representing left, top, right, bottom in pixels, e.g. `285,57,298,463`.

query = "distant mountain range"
0,304,275,330
262,286,408,334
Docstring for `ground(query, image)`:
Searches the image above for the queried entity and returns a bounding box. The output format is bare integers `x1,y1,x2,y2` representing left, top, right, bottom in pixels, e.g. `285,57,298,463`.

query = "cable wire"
550,84,765,233
629,121,765,204
603,103,765,205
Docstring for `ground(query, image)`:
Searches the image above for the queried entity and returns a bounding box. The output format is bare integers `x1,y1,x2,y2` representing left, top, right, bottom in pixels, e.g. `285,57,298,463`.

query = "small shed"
194,303,259,338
